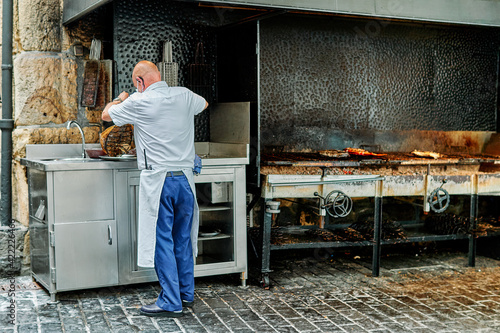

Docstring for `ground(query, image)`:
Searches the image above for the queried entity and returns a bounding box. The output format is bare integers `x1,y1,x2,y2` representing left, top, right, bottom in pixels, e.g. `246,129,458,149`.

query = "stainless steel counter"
22,143,250,300
21,143,249,171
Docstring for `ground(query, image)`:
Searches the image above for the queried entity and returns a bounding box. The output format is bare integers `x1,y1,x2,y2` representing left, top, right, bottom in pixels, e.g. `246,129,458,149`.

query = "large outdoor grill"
256,140,500,287
238,10,500,287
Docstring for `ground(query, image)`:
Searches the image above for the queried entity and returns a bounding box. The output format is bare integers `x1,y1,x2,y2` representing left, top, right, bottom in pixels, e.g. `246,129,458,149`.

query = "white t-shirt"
108,81,206,170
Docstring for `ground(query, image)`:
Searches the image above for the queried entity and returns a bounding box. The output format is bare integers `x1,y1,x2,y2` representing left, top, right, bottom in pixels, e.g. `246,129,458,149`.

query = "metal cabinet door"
53,220,118,290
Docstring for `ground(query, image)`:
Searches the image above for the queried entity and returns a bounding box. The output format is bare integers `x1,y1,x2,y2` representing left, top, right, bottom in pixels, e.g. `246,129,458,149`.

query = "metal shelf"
199,205,231,212
268,234,471,250
198,233,231,241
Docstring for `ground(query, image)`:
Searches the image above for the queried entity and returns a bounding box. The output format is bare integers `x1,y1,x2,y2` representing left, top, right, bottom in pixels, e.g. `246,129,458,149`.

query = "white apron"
136,167,199,268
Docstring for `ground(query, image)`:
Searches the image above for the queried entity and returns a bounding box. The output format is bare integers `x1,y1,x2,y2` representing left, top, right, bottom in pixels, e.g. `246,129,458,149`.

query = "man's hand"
102,91,129,122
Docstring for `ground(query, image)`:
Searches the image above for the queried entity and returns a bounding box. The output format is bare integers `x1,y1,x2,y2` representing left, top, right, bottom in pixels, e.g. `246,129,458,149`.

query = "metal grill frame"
258,171,500,285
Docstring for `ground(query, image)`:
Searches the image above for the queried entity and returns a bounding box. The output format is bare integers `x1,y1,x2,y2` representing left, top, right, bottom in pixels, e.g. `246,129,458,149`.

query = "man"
103,60,208,317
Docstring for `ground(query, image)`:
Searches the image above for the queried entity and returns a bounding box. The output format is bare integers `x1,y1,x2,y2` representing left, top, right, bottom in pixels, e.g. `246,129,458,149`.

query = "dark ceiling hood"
63,0,112,24
63,0,500,27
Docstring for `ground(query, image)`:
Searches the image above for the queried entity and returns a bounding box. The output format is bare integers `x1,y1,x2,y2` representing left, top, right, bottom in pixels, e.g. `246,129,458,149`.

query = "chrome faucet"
67,120,86,158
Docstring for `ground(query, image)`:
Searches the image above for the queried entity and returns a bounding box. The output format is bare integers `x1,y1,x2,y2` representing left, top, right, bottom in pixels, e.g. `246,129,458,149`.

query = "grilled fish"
345,147,387,157
411,150,441,159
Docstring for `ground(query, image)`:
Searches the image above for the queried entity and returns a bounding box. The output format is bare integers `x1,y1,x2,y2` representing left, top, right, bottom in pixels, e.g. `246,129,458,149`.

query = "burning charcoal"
337,227,367,242
424,214,473,235
474,216,500,237
305,228,342,242
349,219,407,240
382,220,407,239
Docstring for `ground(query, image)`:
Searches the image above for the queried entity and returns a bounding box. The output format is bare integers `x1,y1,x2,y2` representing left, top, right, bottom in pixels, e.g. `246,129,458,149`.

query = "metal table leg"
372,195,383,277
468,193,478,267
260,208,273,288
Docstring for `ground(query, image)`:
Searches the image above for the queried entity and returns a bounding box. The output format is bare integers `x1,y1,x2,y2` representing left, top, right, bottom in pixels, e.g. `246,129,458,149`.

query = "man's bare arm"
102,91,129,121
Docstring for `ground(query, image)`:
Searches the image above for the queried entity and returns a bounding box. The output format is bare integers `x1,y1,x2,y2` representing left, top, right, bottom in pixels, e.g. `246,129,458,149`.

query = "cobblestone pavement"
1,250,500,332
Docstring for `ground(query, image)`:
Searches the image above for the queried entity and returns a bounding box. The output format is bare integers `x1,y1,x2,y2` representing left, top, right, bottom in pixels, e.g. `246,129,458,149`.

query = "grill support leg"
468,193,478,267
260,208,273,288
372,196,383,277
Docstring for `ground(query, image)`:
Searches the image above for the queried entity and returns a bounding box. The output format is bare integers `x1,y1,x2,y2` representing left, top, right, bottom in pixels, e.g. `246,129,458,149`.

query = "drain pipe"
1,0,13,226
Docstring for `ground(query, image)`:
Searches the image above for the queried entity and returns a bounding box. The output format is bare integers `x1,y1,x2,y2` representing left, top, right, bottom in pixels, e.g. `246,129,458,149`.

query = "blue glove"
193,154,202,175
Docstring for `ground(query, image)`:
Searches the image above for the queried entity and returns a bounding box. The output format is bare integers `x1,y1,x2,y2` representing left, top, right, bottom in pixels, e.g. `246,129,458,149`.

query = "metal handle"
163,41,173,62
195,42,205,64
107,225,113,245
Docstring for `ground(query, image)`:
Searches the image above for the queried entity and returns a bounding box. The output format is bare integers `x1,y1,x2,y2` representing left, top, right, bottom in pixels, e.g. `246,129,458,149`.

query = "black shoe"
140,304,183,317
182,300,194,308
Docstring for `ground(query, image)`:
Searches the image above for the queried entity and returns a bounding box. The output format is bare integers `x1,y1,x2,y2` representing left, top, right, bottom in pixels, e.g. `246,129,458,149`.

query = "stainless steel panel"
26,144,100,160
477,174,500,195
210,102,250,144
194,0,500,26
62,0,112,24
27,168,50,287
54,221,118,290
53,170,114,223
29,216,50,287
28,169,48,223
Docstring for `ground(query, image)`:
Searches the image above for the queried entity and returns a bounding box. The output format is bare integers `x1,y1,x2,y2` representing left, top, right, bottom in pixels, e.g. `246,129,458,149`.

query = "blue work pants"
154,173,194,312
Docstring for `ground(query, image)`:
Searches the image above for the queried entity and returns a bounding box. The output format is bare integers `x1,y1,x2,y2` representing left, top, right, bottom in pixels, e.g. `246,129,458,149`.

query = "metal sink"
39,157,100,162
22,145,138,171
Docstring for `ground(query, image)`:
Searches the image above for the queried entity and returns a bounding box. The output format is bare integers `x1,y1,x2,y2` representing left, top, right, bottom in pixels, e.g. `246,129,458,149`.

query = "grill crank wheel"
428,179,450,213
316,190,353,218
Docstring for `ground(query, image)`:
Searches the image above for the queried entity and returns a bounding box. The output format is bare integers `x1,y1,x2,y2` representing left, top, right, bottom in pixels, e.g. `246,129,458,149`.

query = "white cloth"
107,81,206,268
136,167,199,268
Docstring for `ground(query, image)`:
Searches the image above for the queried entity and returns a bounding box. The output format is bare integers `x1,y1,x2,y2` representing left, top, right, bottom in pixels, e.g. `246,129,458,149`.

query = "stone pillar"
10,0,103,274
18,0,61,52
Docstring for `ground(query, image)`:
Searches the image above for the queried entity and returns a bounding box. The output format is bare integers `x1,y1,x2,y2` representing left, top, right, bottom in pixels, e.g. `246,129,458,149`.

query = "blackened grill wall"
113,0,224,141
260,15,500,151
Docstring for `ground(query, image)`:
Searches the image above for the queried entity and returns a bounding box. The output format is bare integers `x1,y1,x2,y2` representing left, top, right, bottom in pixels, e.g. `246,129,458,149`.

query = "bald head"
132,60,161,91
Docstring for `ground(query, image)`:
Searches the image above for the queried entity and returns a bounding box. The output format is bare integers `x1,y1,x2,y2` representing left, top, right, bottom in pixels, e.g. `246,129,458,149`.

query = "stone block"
12,161,29,228
14,52,78,126
12,127,100,160
18,0,61,52
0,222,28,277
86,110,103,124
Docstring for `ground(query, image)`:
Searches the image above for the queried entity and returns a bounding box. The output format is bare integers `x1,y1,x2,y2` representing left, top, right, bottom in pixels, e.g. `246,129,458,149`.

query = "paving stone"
184,324,209,333
87,323,112,332
245,319,277,332
273,326,301,332
16,323,38,332
16,310,38,323
218,315,250,330
61,324,86,332
39,322,63,333
120,294,142,307
61,316,85,327
235,308,262,321
155,318,182,332
327,313,355,326
130,316,156,330
338,323,369,332
103,304,126,317
286,318,318,331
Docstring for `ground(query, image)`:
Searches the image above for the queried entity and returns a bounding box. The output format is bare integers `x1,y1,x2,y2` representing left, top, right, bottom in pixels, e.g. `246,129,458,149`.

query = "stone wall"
5,0,110,274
